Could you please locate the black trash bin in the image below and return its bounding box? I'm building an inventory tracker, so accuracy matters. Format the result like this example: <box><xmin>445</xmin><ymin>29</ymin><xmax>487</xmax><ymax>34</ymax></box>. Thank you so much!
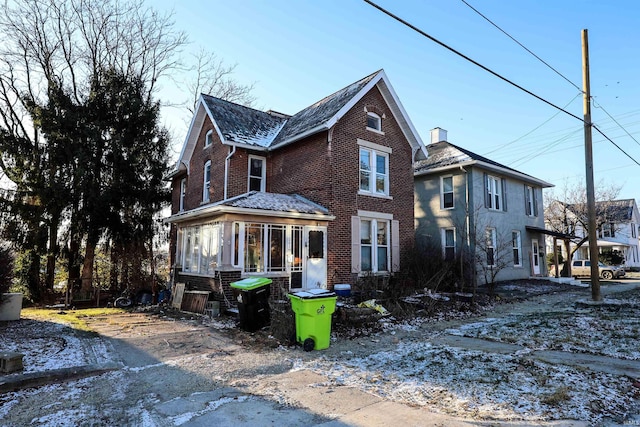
<box><xmin>230</xmin><ymin>277</ymin><xmax>272</xmax><ymax>332</ymax></box>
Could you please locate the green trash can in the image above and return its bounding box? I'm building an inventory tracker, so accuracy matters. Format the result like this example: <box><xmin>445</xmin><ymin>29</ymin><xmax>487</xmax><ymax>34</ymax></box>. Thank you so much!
<box><xmin>230</xmin><ymin>277</ymin><xmax>272</xmax><ymax>332</ymax></box>
<box><xmin>288</xmin><ymin>289</ymin><xmax>337</xmax><ymax>351</ymax></box>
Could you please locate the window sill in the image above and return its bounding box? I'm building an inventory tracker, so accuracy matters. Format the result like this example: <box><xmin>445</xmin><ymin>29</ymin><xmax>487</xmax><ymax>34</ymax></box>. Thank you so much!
<box><xmin>241</xmin><ymin>271</ymin><xmax>290</xmax><ymax>278</ymax></box>
<box><xmin>358</xmin><ymin>191</ymin><xmax>392</xmax><ymax>200</ymax></box>
<box><xmin>366</xmin><ymin>127</ymin><xmax>385</xmax><ymax>136</ymax></box>
<box><xmin>441</xmin><ymin>206</ymin><xmax>455</xmax><ymax>210</ymax></box>
<box><xmin>357</xmin><ymin>271</ymin><xmax>390</xmax><ymax>277</ymax></box>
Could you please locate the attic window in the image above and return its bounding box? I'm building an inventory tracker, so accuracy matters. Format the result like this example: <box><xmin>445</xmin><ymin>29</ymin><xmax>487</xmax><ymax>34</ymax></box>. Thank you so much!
<box><xmin>366</xmin><ymin>112</ymin><xmax>382</xmax><ymax>133</ymax></box>
<box><xmin>205</xmin><ymin>130</ymin><xmax>213</xmax><ymax>148</ymax></box>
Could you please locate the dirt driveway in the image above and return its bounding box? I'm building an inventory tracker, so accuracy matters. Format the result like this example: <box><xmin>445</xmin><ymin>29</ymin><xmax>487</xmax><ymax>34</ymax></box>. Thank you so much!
<box><xmin>2</xmin><ymin>280</ymin><xmax>640</xmax><ymax>426</ymax></box>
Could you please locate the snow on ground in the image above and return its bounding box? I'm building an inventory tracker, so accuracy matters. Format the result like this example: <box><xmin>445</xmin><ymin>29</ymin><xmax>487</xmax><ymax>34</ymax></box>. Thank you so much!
<box><xmin>2</xmin><ymin>282</ymin><xmax>640</xmax><ymax>425</ymax></box>
<box><xmin>0</xmin><ymin>319</ymin><xmax>99</xmax><ymax>372</ymax></box>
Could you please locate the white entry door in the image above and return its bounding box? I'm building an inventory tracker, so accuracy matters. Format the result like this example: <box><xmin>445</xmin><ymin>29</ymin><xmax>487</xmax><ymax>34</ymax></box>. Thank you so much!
<box><xmin>303</xmin><ymin>226</ymin><xmax>327</xmax><ymax>289</ymax></box>
<box><xmin>532</xmin><ymin>239</ymin><xmax>540</xmax><ymax>275</ymax></box>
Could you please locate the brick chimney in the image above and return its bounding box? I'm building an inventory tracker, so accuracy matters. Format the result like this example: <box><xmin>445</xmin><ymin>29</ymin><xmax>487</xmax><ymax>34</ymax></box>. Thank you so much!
<box><xmin>430</xmin><ymin>127</ymin><xmax>447</xmax><ymax>143</ymax></box>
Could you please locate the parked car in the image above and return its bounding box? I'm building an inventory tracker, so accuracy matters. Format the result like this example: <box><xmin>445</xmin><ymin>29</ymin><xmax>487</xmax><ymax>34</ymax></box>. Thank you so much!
<box><xmin>571</xmin><ymin>260</ymin><xmax>625</xmax><ymax>280</ymax></box>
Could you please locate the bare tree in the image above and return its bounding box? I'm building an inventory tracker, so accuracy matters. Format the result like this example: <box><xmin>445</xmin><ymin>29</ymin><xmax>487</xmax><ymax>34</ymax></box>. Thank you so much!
<box><xmin>182</xmin><ymin>48</ymin><xmax>256</xmax><ymax>114</ymax></box>
<box><xmin>544</xmin><ymin>179</ymin><xmax>623</xmax><ymax>262</ymax></box>
<box><xmin>0</xmin><ymin>0</ymin><xmax>185</xmax><ymax>299</ymax></box>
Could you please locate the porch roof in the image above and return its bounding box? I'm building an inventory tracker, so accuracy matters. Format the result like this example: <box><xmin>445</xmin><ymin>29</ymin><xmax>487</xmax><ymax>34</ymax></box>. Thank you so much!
<box><xmin>165</xmin><ymin>191</ymin><xmax>335</xmax><ymax>224</ymax></box>
<box><xmin>525</xmin><ymin>226</ymin><xmax>574</xmax><ymax>240</ymax></box>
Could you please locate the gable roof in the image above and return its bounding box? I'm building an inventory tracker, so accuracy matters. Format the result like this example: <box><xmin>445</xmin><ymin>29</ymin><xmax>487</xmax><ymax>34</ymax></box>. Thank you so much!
<box><xmin>165</xmin><ymin>191</ymin><xmax>335</xmax><ymax>224</ymax></box>
<box><xmin>168</xmin><ymin>70</ymin><xmax>426</xmax><ymax>178</ymax></box>
<box><xmin>414</xmin><ymin>140</ymin><xmax>553</xmax><ymax>188</ymax></box>
<box><xmin>563</xmin><ymin>199</ymin><xmax>638</xmax><ymax>222</ymax></box>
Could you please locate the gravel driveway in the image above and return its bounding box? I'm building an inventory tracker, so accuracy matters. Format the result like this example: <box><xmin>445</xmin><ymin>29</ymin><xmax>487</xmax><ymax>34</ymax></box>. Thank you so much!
<box><xmin>2</xmin><ymin>280</ymin><xmax>640</xmax><ymax>426</ymax></box>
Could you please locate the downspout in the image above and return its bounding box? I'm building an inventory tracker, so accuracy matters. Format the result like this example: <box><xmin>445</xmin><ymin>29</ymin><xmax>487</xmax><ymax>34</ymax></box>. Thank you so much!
<box><xmin>223</xmin><ymin>144</ymin><xmax>236</xmax><ymax>200</ymax></box>
<box><xmin>460</xmin><ymin>165</ymin><xmax>471</xmax><ymax>290</ymax></box>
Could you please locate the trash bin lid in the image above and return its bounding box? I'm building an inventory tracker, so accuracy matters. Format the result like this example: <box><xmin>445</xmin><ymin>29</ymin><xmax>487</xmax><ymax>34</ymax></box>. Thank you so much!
<box><xmin>230</xmin><ymin>277</ymin><xmax>273</xmax><ymax>290</ymax></box>
<box><xmin>289</xmin><ymin>289</ymin><xmax>336</xmax><ymax>299</ymax></box>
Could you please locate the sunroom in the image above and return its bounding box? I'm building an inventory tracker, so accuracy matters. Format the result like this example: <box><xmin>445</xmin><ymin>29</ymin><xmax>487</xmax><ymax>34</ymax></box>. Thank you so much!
<box><xmin>165</xmin><ymin>192</ymin><xmax>335</xmax><ymax>304</ymax></box>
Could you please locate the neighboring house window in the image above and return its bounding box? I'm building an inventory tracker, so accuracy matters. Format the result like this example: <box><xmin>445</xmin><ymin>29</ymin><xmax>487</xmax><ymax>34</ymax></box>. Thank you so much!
<box><xmin>485</xmin><ymin>174</ymin><xmax>505</xmax><ymax>211</ymax></box>
<box><xmin>360</xmin><ymin>219</ymin><xmax>389</xmax><ymax>272</ymax></box>
<box><xmin>441</xmin><ymin>176</ymin><xmax>454</xmax><ymax>209</ymax></box>
<box><xmin>366</xmin><ymin>112</ymin><xmax>382</xmax><ymax>133</ymax></box>
<box><xmin>442</xmin><ymin>227</ymin><xmax>455</xmax><ymax>260</ymax></box>
<box><xmin>205</xmin><ymin>130</ymin><xmax>213</xmax><ymax>148</ymax></box>
<box><xmin>203</xmin><ymin>160</ymin><xmax>211</xmax><ymax>202</ymax></box>
<box><xmin>359</xmin><ymin>147</ymin><xmax>389</xmax><ymax>196</ymax></box>
<box><xmin>525</xmin><ymin>185</ymin><xmax>538</xmax><ymax>216</ymax></box>
<box><xmin>512</xmin><ymin>231</ymin><xmax>522</xmax><ymax>266</ymax></box>
<box><xmin>179</xmin><ymin>178</ymin><xmax>186</xmax><ymax>212</ymax></box>
<box><xmin>181</xmin><ymin>223</ymin><xmax>221</xmax><ymax>274</ymax></box>
<box><xmin>486</xmin><ymin>228</ymin><xmax>497</xmax><ymax>266</ymax></box>
<box><xmin>600</xmin><ymin>223</ymin><xmax>615</xmax><ymax>238</ymax></box>
<box><xmin>632</xmin><ymin>223</ymin><xmax>637</xmax><ymax>238</ymax></box>
<box><xmin>248</xmin><ymin>155</ymin><xmax>266</xmax><ymax>192</ymax></box>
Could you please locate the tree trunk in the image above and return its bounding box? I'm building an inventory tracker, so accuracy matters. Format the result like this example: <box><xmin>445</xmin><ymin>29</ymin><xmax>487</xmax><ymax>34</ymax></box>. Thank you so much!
<box><xmin>44</xmin><ymin>213</ymin><xmax>59</xmax><ymax>290</ymax></box>
<box><xmin>81</xmin><ymin>240</ymin><xmax>96</xmax><ymax>293</ymax></box>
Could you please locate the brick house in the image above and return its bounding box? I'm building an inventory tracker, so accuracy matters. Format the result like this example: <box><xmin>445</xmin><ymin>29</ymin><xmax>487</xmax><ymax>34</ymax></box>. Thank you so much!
<box><xmin>165</xmin><ymin>70</ymin><xmax>427</xmax><ymax>306</ymax></box>
<box><xmin>414</xmin><ymin>128</ymin><xmax>553</xmax><ymax>284</ymax></box>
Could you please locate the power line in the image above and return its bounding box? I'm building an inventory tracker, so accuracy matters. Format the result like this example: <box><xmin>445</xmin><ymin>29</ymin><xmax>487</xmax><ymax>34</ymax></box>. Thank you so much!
<box><xmin>459</xmin><ymin>0</ymin><xmax>582</xmax><ymax>92</ymax></box>
<box><xmin>363</xmin><ymin>0</ymin><xmax>585</xmax><ymax>123</ymax></box>
<box><xmin>482</xmin><ymin>93</ymin><xmax>581</xmax><ymax>156</ymax></box>
<box><xmin>363</xmin><ymin>0</ymin><xmax>640</xmax><ymax>168</ymax></box>
<box><xmin>592</xmin><ymin>99</ymin><xmax>640</xmax><ymax>148</ymax></box>
<box><xmin>593</xmin><ymin>125</ymin><xmax>640</xmax><ymax>166</ymax></box>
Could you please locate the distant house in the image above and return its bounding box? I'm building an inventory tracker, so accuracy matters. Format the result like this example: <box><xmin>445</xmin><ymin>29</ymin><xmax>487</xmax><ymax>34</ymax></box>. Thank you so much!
<box><xmin>547</xmin><ymin>199</ymin><xmax>640</xmax><ymax>269</ymax></box>
<box><xmin>165</xmin><ymin>70</ymin><xmax>427</xmax><ymax>307</ymax></box>
<box><xmin>414</xmin><ymin>129</ymin><xmax>553</xmax><ymax>283</ymax></box>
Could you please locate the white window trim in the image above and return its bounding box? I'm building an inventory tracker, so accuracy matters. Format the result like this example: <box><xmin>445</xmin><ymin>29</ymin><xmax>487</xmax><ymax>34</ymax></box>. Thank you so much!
<box><xmin>357</xmin><ymin>138</ymin><xmax>392</xmax><ymax>154</ymax></box>
<box><xmin>440</xmin><ymin>175</ymin><xmax>454</xmax><ymax>210</ymax></box>
<box><xmin>512</xmin><ymin>230</ymin><xmax>522</xmax><ymax>267</ymax></box>
<box><xmin>204</xmin><ymin>129</ymin><xmax>213</xmax><ymax>148</ymax></box>
<box><xmin>525</xmin><ymin>185</ymin><xmax>535</xmax><ymax>217</ymax></box>
<box><xmin>486</xmin><ymin>227</ymin><xmax>497</xmax><ymax>267</ymax></box>
<box><xmin>247</xmin><ymin>155</ymin><xmax>266</xmax><ymax>192</ymax></box>
<box><xmin>202</xmin><ymin>160</ymin><xmax>211</xmax><ymax>203</ymax></box>
<box><xmin>232</xmin><ymin>221</ymin><xmax>303</xmax><ymax>276</ymax></box>
<box><xmin>179</xmin><ymin>178</ymin><xmax>186</xmax><ymax>212</ymax></box>
<box><xmin>487</xmin><ymin>175</ymin><xmax>502</xmax><ymax>211</ymax></box>
<box><xmin>441</xmin><ymin>227</ymin><xmax>456</xmax><ymax>260</ymax></box>
<box><xmin>180</xmin><ymin>223</ymin><xmax>221</xmax><ymax>275</ymax></box>
<box><xmin>358</xmin><ymin>145</ymin><xmax>390</xmax><ymax>198</ymax></box>
<box><xmin>366</xmin><ymin>112</ymin><xmax>384</xmax><ymax>135</ymax></box>
<box><xmin>359</xmin><ymin>217</ymin><xmax>390</xmax><ymax>274</ymax></box>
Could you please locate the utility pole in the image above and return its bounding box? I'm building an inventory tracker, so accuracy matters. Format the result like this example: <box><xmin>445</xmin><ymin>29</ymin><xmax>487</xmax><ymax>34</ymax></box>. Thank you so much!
<box><xmin>582</xmin><ymin>29</ymin><xmax>602</xmax><ymax>301</ymax></box>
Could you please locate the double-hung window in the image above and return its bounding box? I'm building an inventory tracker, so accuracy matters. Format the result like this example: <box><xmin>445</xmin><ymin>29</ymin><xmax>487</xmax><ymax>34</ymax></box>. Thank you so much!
<box><xmin>512</xmin><ymin>231</ymin><xmax>521</xmax><ymax>266</ymax></box>
<box><xmin>248</xmin><ymin>156</ymin><xmax>266</xmax><ymax>192</ymax></box>
<box><xmin>359</xmin><ymin>142</ymin><xmax>390</xmax><ymax>196</ymax></box>
<box><xmin>525</xmin><ymin>185</ymin><xmax>537</xmax><ymax>216</ymax></box>
<box><xmin>442</xmin><ymin>228</ymin><xmax>455</xmax><ymax>260</ymax></box>
<box><xmin>179</xmin><ymin>178</ymin><xmax>186</xmax><ymax>212</ymax></box>
<box><xmin>360</xmin><ymin>219</ymin><xmax>389</xmax><ymax>272</ymax></box>
<box><xmin>441</xmin><ymin>176</ymin><xmax>454</xmax><ymax>209</ymax></box>
<box><xmin>486</xmin><ymin>175</ymin><xmax>503</xmax><ymax>211</ymax></box>
<box><xmin>203</xmin><ymin>160</ymin><xmax>211</xmax><ymax>203</ymax></box>
<box><xmin>486</xmin><ymin>228</ymin><xmax>497</xmax><ymax>267</ymax></box>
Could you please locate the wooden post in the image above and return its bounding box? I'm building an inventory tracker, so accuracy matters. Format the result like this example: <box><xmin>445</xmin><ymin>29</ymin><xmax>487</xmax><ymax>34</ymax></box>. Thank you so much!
<box><xmin>582</xmin><ymin>29</ymin><xmax>602</xmax><ymax>301</ymax></box>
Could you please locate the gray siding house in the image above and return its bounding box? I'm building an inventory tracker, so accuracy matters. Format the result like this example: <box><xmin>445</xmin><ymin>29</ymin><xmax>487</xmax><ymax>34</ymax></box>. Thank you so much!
<box><xmin>414</xmin><ymin>129</ymin><xmax>553</xmax><ymax>283</ymax></box>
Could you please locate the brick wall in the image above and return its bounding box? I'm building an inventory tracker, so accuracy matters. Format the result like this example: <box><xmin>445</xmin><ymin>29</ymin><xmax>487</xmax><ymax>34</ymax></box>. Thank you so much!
<box><xmin>269</xmin><ymin>86</ymin><xmax>416</xmax><ymax>286</ymax></box>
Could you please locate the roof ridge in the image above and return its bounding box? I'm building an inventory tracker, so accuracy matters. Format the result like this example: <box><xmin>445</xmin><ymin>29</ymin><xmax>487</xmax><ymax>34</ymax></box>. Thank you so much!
<box><xmin>200</xmin><ymin>93</ymin><xmax>276</xmax><ymax>117</ymax></box>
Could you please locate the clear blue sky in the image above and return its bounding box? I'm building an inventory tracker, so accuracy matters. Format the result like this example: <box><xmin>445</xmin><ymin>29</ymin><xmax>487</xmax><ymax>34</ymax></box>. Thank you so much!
<box><xmin>157</xmin><ymin>0</ymin><xmax>640</xmax><ymax>201</ymax></box>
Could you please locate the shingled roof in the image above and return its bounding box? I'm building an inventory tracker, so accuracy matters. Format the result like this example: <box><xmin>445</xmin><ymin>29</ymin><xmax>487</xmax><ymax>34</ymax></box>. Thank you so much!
<box><xmin>201</xmin><ymin>95</ymin><xmax>286</xmax><ymax>148</ymax></box>
<box><xmin>165</xmin><ymin>191</ymin><xmax>333</xmax><ymax>224</ymax></box>
<box><xmin>414</xmin><ymin>140</ymin><xmax>552</xmax><ymax>187</ymax></box>
<box><xmin>168</xmin><ymin>69</ymin><xmax>426</xmax><ymax>179</ymax></box>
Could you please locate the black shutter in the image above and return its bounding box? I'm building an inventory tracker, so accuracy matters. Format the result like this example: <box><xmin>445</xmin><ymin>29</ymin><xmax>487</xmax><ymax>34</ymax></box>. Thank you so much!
<box><xmin>502</xmin><ymin>178</ymin><xmax>508</xmax><ymax>212</ymax></box>
<box><xmin>533</xmin><ymin>187</ymin><xmax>538</xmax><ymax>217</ymax></box>
<box><xmin>484</xmin><ymin>173</ymin><xmax>489</xmax><ymax>208</ymax></box>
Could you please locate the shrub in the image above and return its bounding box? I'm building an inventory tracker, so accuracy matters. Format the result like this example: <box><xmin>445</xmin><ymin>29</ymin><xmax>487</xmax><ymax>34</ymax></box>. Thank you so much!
<box><xmin>0</xmin><ymin>245</ymin><xmax>15</xmax><ymax>303</ymax></box>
